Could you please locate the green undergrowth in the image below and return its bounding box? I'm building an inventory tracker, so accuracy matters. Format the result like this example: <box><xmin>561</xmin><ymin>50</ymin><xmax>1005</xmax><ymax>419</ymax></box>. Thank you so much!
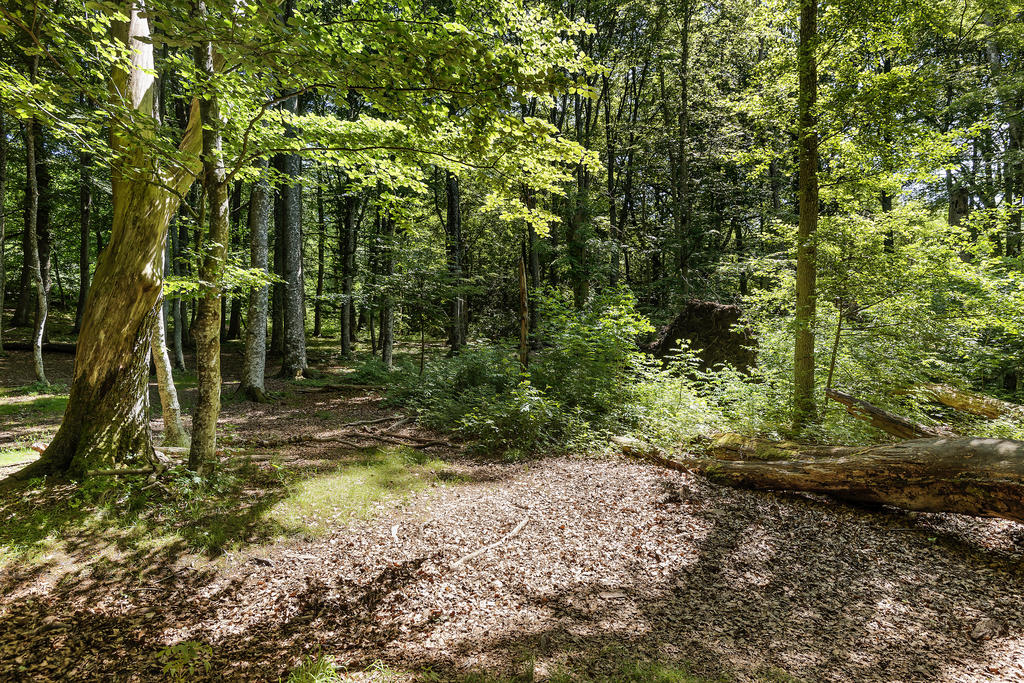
<box><xmin>0</xmin><ymin>445</ymin><xmax>452</xmax><ymax>571</ymax></box>
<box><xmin>286</xmin><ymin>653</ymin><xmax>723</xmax><ymax>683</ymax></box>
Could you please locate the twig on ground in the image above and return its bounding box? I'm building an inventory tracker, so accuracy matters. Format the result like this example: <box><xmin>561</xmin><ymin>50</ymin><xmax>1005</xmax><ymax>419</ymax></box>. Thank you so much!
<box><xmin>453</xmin><ymin>517</ymin><xmax>529</xmax><ymax>567</ymax></box>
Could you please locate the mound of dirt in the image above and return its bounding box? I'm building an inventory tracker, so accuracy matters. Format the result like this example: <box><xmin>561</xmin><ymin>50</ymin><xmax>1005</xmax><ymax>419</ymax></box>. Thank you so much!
<box><xmin>649</xmin><ymin>300</ymin><xmax>755</xmax><ymax>371</ymax></box>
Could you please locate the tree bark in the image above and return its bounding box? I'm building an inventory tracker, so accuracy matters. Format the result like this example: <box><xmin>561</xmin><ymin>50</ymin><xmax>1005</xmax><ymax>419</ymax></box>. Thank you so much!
<box><xmin>0</xmin><ymin>107</ymin><xmax>6</xmax><ymax>353</ymax></box>
<box><xmin>225</xmin><ymin>180</ymin><xmax>243</xmax><ymax>340</ymax></box>
<box><xmin>278</xmin><ymin>92</ymin><xmax>308</xmax><ymax>379</ymax></box>
<box><xmin>8</xmin><ymin>6</ymin><xmax>202</xmax><ymax>482</ymax></box>
<box><xmin>445</xmin><ymin>171</ymin><xmax>465</xmax><ymax>353</ymax></box>
<box><xmin>339</xmin><ymin>190</ymin><xmax>358</xmax><ymax>358</ymax></box>
<box><xmin>689</xmin><ymin>436</ymin><xmax>1024</xmax><ymax>523</ymax></box>
<box><xmin>912</xmin><ymin>383</ymin><xmax>1024</xmax><ymax>420</ymax></box>
<box><xmin>151</xmin><ymin>293</ymin><xmax>188</xmax><ymax>447</ymax></box>
<box><xmin>793</xmin><ymin>0</ymin><xmax>819</xmax><ymax>430</ymax></box>
<box><xmin>826</xmin><ymin>389</ymin><xmax>948</xmax><ymax>439</ymax></box>
<box><xmin>74</xmin><ymin>148</ymin><xmax>92</xmax><ymax>333</ymax></box>
<box><xmin>23</xmin><ymin>62</ymin><xmax>47</xmax><ymax>385</ymax></box>
<box><xmin>241</xmin><ymin>158</ymin><xmax>272</xmax><ymax>402</ymax></box>
<box><xmin>313</xmin><ymin>172</ymin><xmax>325</xmax><ymax>337</ymax></box>
<box><xmin>189</xmin><ymin>8</ymin><xmax>230</xmax><ymax>472</ymax></box>
<box><xmin>380</xmin><ymin>208</ymin><xmax>394</xmax><ymax>371</ymax></box>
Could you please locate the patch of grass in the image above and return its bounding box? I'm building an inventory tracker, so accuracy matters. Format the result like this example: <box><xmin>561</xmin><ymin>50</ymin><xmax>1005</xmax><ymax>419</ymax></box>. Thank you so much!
<box><xmin>0</xmin><ymin>445</ymin><xmax>453</xmax><ymax>569</ymax></box>
<box><xmin>283</xmin><ymin>654</ymin><xmax>717</xmax><ymax>683</ymax></box>
<box><xmin>267</xmin><ymin>446</ymin><xmax>447</xmax><ymax>536</ymax></box>
<box><xmin>0</xmin><ymin>394</ymin><xmax>68</xmax><ymax>416</ymax></box>
<box><xmin>1</xmin><ymin>381</ymin><xmax>70</xmax><ymax>397</ymax></box>
<box><xmin>0</xmin><ymin>448</ymin><xmax>36</xmax><ymax>467</ymax></box>
<box><xmin>287</xmin><ymin>655</ymin><xmax>344</xmax><ymax>683</ymax></box>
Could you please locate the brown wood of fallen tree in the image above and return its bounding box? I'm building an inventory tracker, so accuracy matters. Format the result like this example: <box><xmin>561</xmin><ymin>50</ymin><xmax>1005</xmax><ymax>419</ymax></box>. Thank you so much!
<box><xmin>2</xmin><ymin>341</ymin><xmax>77</xmax><ymax>354</ymax></box>
<box><xmin>825</xmin><ymin>389</ymin><xmax>951</xmax><ymax>439</ymax></box>
<box><xmin>911</xmin><ymin>383</ymin><xmax>1024</xmax><ymax>421</ymax></box>
<box><xmin>613</xmin><ymin>434</ymin><xmax>1024</xmax><ymax>523</ymax></box>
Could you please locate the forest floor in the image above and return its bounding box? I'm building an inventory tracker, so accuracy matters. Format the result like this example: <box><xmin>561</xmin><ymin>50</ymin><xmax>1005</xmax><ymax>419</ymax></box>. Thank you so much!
<box><xmin>2</xmin><ymin>342</ymin><xmax>1024</xmax><ymax>682</ymax></box>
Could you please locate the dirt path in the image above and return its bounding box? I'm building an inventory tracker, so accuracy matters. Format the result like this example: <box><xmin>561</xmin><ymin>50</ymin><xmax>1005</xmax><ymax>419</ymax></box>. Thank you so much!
<box><xmin>2</xmin><ymin>352</ymin><xmax>1024</xmax><ymax>681</ymax></box>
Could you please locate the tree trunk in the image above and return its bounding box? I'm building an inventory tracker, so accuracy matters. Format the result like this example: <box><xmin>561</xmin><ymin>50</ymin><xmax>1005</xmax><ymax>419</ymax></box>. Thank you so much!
<box><xmin>170</xmin><ymin>211</ymin><xmax>187</xmax><ymax>369</ymax></box>
<box><xmin>793</xmin><ymin>0</ymin><xmax>819</xmax><ymax>430</ymax></box>
<box><xmin>0</xmin><ymin>107</ymin><xmax>6</xmax><ymax>353</ymax></box>
<box><xmin>445</xmin><ymin>171</ymin><xmax>465</xmax><ymax>353</ymax></box>
<box><xmin>519</xmin><ymin>246</ymin><xmax>529</xmax><ymax>368</ymax></box>
<box><xmin>826</xmin><ymin>389</ymin><xmax>949</xmax><ymax>439</ymax></box>
<box><xmin>912</xmin><ymin>383</ymin><xmax>1024</xmax><ymax>421</ymax></box>
<box><xmin>339</xmin><ymin>191</ymin><xmax>358</xmax><ymax>358</ymax></box>
<box><xmin>616</xmin><ymin>434</ymin><xmax>1024</xmax><ymax>523</ymax></box>
<box><xmin>380</xmin><ymin>209</ymin><xmax>394</xmax><ymax>371</ymax></box>
<box><xmin>241</xmin><ymin>159</ymin><xmax>271</xmax><ymax>402</ymax></box>
<box><xmin>225</xmin><ymin>180</ymin><xmax>243</xmax><ymax>340</ymax></box>
<box><xmin>7</xmin><ymin>6</ymin><xmax>202</xmax><ymax>482</ymax></box>
<box><xmin>278</xmin><ymin>92</ymin><xmax>308</xmax><ymax>379</ymax></box>
<box><xmin>689</xmin><ymin>436</ymin><xmax>1024</xmax><ymax>523</ymax></box>
<box><xmin>151</xmin><ymin>294</ymin><xmax>188</xmax><ymax>447</ymax></box>
<box><xmin>313</xmin><ymin>173</ymin><xmax>325</xmax><ymax>337</ymax></box>
<box><xmin>23</xmin><ymin>67</ymin><xmax>47</xmax><ymax>385</ymax></box>
<box><xmin>35</xmin><ymin>122</ymin><xmax>52</xmax><ymax>344</ymax></box>
<box><xmin>74</xmin><ymin>149</ymin><xmax>92</xmax><ymax>333</ymax></box>
<box><xmin>271</xmin><ymin>183</ymin><xmax>285</xmax><ymax>355</ymax></box>
<box><xmin>188</xmin><ymin>10</ymin><xmax>230</xmax><ymax>472</ymax></box>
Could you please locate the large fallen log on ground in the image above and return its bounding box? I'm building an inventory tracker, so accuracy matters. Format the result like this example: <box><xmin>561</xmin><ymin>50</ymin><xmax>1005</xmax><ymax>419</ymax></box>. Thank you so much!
<box><xmin>615</xmin><ymin>435</ymin><xmax>1024</xmax><ymax>523</ymax></box>
<box><xmin>826</xmin><ymin>389</ymin><xmax>951</xmax><ymax>438</ymax></box>
<box><xmin>911</xmin><ymin>383</ymin><xmax>1024</xmax><ymax>420</ymax></box>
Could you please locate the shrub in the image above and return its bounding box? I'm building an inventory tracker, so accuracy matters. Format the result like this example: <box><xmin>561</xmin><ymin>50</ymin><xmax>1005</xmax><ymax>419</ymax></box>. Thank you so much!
<box><xmin>388</xmin><ymin>287</ymin><xmax>724</xmax><ymax>453</ymax></box>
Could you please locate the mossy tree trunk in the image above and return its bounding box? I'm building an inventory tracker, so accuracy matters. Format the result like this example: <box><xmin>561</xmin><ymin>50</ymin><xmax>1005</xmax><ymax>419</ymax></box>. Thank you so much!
<box><xmin>792</xmin><ymin>0</ymin><xmax>819</xmax><ymax>431</ymax></box>
<box><xmin>188</xmin><ymin>7</ymin><xmax>230</xmax><ymax>471</ymax></box>
<box><xmin>8</xmin><ymin>6</ymin><xmax>202</xmax><ymax>481</ymax></box>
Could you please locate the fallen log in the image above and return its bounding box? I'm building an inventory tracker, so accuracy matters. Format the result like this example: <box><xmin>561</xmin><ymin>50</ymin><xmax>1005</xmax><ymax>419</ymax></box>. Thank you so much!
<box><xmin>1</xmin><ymin>341</ymin><xmax>77</xmax><ymax>354</ymax></box>
<box><xmin>826</xmin><ymin>389</ymin><xmax>951</xmax><ymax>439</ymax></box>
<box><xmin>911</xmin><ymin>383</ymin><xmax>1024</xmax><ymax>421</ymax></box>
<box><xmin>614</xmin><ymin>434</ymin><xmax>1024</xmax><ymax>523</ymax></box>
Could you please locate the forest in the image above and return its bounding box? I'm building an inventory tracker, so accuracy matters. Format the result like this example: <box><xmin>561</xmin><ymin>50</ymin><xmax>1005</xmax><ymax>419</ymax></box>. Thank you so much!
<box><xmin>0</xmin><ymin>0</ymin><xmax>1022</xmax><ymax>680</ymax></box>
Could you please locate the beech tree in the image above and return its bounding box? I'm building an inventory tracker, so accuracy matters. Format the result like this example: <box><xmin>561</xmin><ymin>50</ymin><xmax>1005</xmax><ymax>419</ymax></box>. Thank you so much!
<box><xmin>1</xmin><ymin>0</ymin><xmax>595</xmax><ymax>478</ymax></box>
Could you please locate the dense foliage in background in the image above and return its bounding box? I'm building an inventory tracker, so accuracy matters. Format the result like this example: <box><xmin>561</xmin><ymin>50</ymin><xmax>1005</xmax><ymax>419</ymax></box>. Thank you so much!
<box><xmin>0</xmin><ymin>0</ymin><xmax>1022</xmax><ymax>458</ymax></box>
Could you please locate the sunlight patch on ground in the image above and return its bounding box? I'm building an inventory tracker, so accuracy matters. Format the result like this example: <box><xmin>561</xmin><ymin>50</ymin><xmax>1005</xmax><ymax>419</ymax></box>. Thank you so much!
<box><xmin>0</xmin><ymin>447</ymin><xmax>36</xmax><ymax>467</ymax></box>
<box><xmin>267</xmin><ymin>446</ymin><xmax>449</xmax><ymax>536</ymax></box>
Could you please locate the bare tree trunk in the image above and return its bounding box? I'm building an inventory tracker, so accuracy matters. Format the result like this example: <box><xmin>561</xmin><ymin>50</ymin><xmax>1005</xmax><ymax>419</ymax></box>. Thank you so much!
<box><xmin>241</xmin><ymin>159</ymin><xmax>271</xmax><ymax>402</ymax></box>
<box><xmin>793</xmin><ymin>0</ymin><xmax>819</xmax><ymax>430</ymax></box>
<box><xmin>74</xmin><ymin>148</ymin><xmax>92</xmax><ymax>333</ymax></box>
<box><xmin>271</xmin><ymin>185</ymin><xmax>284</xmax><ymax>355</ymax></box>
<box><xmin>339</xmin><ymin>191</ymin><xmax>358</xmax><ymax>358</ymax></box>
<box><xmin>170</xmin><ymin>213</ymin><xmax>186</xmax><ymax>370</ymax></box>
<box><xmin>225</xmin><ymin>180</ymin><xmax>243</xmax><ymax>340</ymax></box>
<box><xmin>0</xmin><ymin>107</ymin><xmax>6</xmax><ymax>353</ymax></box>
<box><xmin>24</xmin><ymin>61</ymin><xmax>47</xmax><ymax>385</ymax></box>
<box><xmin>151</xmin><ymin>294</ymin><xmax>188</xmax><ymax>447</ymax></box>
<box><xmin>380</xmin><ymin>209</ymin><xmax>394</xmax><ymax>371</ymax></box>
<box><xmin>519</xmin><ymin>246</ymin><xmax>529</xmax><ymax>368</ymax></box>
<box><xmin>278</xmin><ymin>93</ymin><xmax>308</xmax><ymax>379</ymax></box>
<box><xmin>445</xmin><ymin>171</ymin><xmax>465</xmax><ymax>353</ymax></box>
<box><xmin>8</xmin><ymin>7</ymin><xmax>202</xmax><ymax>482</ymax></box>
<box><xmin>313</xmin><ymin>173</ymin><xmax>325</xmax><ymax>337</ymax></box>
<box><xmin>188</xmin><ymin>8</ymin><xmax>230</xmax><ymax>472</ymax></box>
